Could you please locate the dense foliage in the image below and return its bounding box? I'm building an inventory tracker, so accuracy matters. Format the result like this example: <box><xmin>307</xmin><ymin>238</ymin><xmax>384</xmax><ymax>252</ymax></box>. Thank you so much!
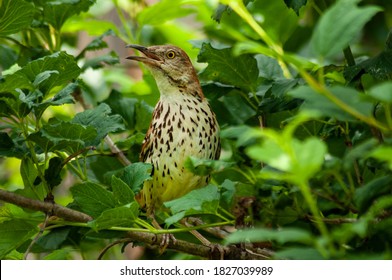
<box><xmin>1</xmin><ymin>0</ymin><xmax>392</xmax><ymax>260</ymax></box>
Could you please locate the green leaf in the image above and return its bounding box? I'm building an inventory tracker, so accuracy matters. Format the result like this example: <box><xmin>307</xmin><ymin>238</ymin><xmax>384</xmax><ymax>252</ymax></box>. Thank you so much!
<box><xmin>185</xmin><ymin>157</ymin><xmax>234</xmax><ymax>176</ymax></box>
<box><xmin>34</xmin><ymin>227</ymin><xmax>71</xmax><ymax>252</ymax></box>
<box><xmin>219</xmin><ymin>90</ymin><xmax>256</xmax><ymax>124</ymax></box>
<box><xmin>198</xmin><ymin>43</ymin><xmax>259</xmax><ymax>92</ymax></box>
<box><xmin>72</xmin><ymin>103</ymin><xmax>124</xmax><ymax>146</ymax></box>
<box><xmin>247</xmin><ymin>138</ymin><xmax>291</xmax><ymax>172</ymax></box>
<box><xmin>221</xmin><ymin>179</ymin><xmax>236</xmax><ymax>207</ymax></box>
<box><xmin>44</xmin><ymin>247</ymin><xmax>74</xmax><ymax>260</ymax></box>
<box><xmin>354</xmin><ymin>176</ymin><xmax>392</xmax><ymax>213</ymax></box>
<box><xmin>288</xmin><ymin>85</ymin><xmax>373</xmax><ymax>121</ymax></box>
<box><xmin>345</xmin><ymin>50</ymin><xmax>392</xmax><ymax>81</ymax></box>
<box><xmin>292</xmin><ymin>137</ymin><xmax>327</xmax><ymax>180</ymax></box>
<box><xmin>82</xmin><ymin>51</ymin><xmax>119</xmax><ymax>70</ymax></box>
<box><xmin>256</xmin><ymin>54</ymin><xmax>284</xmax><ymax>80</ymax></box>
<box><xmin>0</xmin><ymin>132</ymin><xmax>24</xmax><ymax>158</ymax></box>
<box><xmin>283</xmin><ymin>0</ymin><xmax>307</xmax><ymax>15</ymax></box>
<box><xmin>0</xmin><ymin>52</ymin><xmax>80</xmax><ymax>96</ymax></box>
<box><xmin>137</xmin><ymin>0</ymin><xmax>194</xmax><ymax>26</ymax></box>
<box><xmin>368</xmin><ymin>82</ymin><xmax>392</xmax><ymax>103</ymax></box>
<box><xmin>0</xmin><ymin>45</ymin><xmax>17</xmax><ymax>69</ymax></box>
<box><xmin>117</xmin><ymin>163</ymin><xmax>152</xmax><ymax>194</ymax></box>
<box><xmin>343</xmin><ymin>139</ymin><xmax>378</xmax><ymax>170</ymax></box>
<box><xmin>135</xmin><ymin>100</ymin><xmax>154</xmax><ymax>132</ymax></box>
<box><xmin>70</xmin><ymin>182</ymin><xmax>116</xmax><ymax>218</ymax></box>
<box><xmin>43</xmin><ymin>0</ymin><xmax>96</xmax><ymax>30</ymax></box>
<box><xmin>28</xmin><ymin>121</ymin><xmax>97</xmax><ymax>153</ymax></box>
<box><xmin>225</xmin><ymin>227</ymin><xmax>313</xmax><ymax>245</ymax></box>
<box><xmin>164</xmin><ymin>185</ymin><xmax>220</xmax><ymax>225</ymax></box>
<box><xmin>20</xmin><ymin>157</ymin><xmax>44</xmax><ymax>199</ymax></box>
<box><xmin>249</xmin><ymin>0</ymin><xmax>299</xmax><ymax>43</ymax></box>
<box><xmin>369</xmin><ymin>146</ymin><xmax>392</xmax><ymax>170</ymax></box>
<box><xmin>34</xmin><ymin>82</ymin><xmax>76</xmax><ymax>119</ymax></box>
<box><xmin>79</xmin><ymin>30</ymin><xmax>114</xmax><ymax>54</ymax></box>
<box><xmin>275</xmin><ymin>247</ymin><xmax>323</xmax><ymax>260</ymax></box>
<box><xmin>102</xmin><ymin>90</ymin><xmax>138</xmax><ymax>130</ymax></box>
<box><xmin>311</xmin><ymin>0</ymin><xmax>381</xmax><ymax>58</ymax></box>
<box><xmin>0</xmin><ymin>0</ymin><xmax>34</xmax><ymax>36</ymax></box>
<box><xmin>0</xmin><ymin>220</ymin><xmax>38</xmax><ymax>258</ymax></box>
<box><xmin>89</xmin><ymin>203</ymin><xmax>139</xmax><ymax>231</ymax></box>
<box><xmin>111</xmin><ymin>175</ymin><xmax>135</xmax><ymax>205</ymax></box>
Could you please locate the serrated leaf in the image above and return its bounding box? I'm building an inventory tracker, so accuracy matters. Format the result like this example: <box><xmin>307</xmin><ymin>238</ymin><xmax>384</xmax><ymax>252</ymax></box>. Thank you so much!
<box><xmin>0</xmin><ymin>132</ymin><xmax>24</xmax><ymax>158</ymax></box>
<box><xmin>288</xmin><ymin>85</ymin><xmax>373</xmax><ymax>121</ymax></box>
<box><xmin>33</xmin><ymin>70</ymin><xmax>59</xmax><ymax>87</ymax></box>
<box><xmin>283</xmin><ymin>0</ymin><xmax>307</xmax><ymax>15</ymax></box>
<box><xmin>43</xmin><ymin>0</ymin><xmax>96</xmax><ymax>30</ymax></box>
<box><xmin>198</xmin><ymin>43</ymin><xmax>259</xmax><ymax>92</ymax></box>
<box><xmin>0</xmin><ymin>0</ymin><xmax>34</xmax><ymax>36</ymax></box>
<box><xmin>70</xmin><ymin>182</ymin><xmax>116</xmax><ymax>218</ymax></box>
<box><xmin>164</xmin><ymin>185</ymin><xmax>220</xmax><ymax>225</ymax></box>
<box><xmin>0</xmin><ymin>220</ymin><xmax>38</xmax><ymax>258</ymax></box>
<box><xmin>72</xmin><ymin>103</ymin><xmax>124</xmax><ymax>146</ymax></box>
<box><xmin>221</xmin><ymin>179</ymin><xmax>236</xmax><ymax>207</ymax></box>
<box><xmin>185</xmin><ymin>157</ymin><xmax>234</xmax><ymax>176</ymax></box>
<box><xmin>311</xmin><ymin>0</ymin><xmax>381</xmax><ymax>58</ymax></box>
<box><xmin>34</xmin><ymin>227</ymin><xmax>71</xmax><ymax>252</ymax></box>
<box><xmin>34</xmin><ymin>82</ymin><xmax>76</xmax><ymax>119</ymax></box>
<box><xmin>111</xmin><ymin>175</ymin><xmax>135</xmax><ymax>205</ymax></box>
<box><xmin>82</xmin><ymin>51</ymin><xmax>119</xmax><ymax>70</ymax></box>
<box><xmin>20</xmin><ymin>157</ymin><xmax>45</xmax><ymax>199</ymax></box>
<box><xmin>22</xmin><ymin>52</ymin><xmax>81</xmax><ymax>95</ymax></box>
<box><xmin>102</xmin><ymin>90</ymin><xmax>138</xmax><ymax>130</ymax></box>
<box><xmin>345</xmin><ymin>50</ymin><xmax>392</xmax><ymax>81</ymax></box>
<box><xmin>256</xmin><ymin>54</ymin><xmax>284</xmax><ymax>80</ymax></box>
<box><xmin>219</xmin><ymin>90</ymin><xmax>256</xmax><ymax>124</ymax></box>
<box><xmin>80</xmin><ymin>30</ymin><xmax>114</xmax><ymax>53</ymax></box>
<box><xmin>28</xmin><ymin>121</ymin><xmax>97</xmax><ymax>153</ymax></box>
<box><xmin>117</xmin><ymin>163</ymin><xmax>152</xmax><ymax>194</ymax></box>
<box><xmin>0</xmin><ymin>52</ymin><xmax>80</xmax><ymax>96</ymax></box>
<box><xmin>225</xmin><ymin>227</ymin><xmax>313</xmax><ymax>245</ymax></box>
<box><xmin>89</xmin><ymin>203</ymin><xmax>139</xmax><ymax>231</ymax></box>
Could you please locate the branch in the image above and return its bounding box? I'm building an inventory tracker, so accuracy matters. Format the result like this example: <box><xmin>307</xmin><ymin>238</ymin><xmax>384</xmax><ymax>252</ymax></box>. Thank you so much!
<box><xmin>0</xmin><ymin>189</ymin><xmax>272</xmax><ymax>259</ymax></box>
<box><xmin>0</xmin><ymin>189</ymin><xmax>93</xmax><ymax>222</ymax></box>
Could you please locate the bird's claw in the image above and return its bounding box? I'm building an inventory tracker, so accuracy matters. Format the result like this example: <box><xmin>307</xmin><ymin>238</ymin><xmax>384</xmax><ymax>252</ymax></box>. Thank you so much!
<box><xmin>157</xmin><ymin>233</ymin><xmax>176</xmax><ymax>254</ymax></box>
<box><xmin>209</xmin><ymin>243</ymin><xmax>225</xmax><ymax>260</ymax></box>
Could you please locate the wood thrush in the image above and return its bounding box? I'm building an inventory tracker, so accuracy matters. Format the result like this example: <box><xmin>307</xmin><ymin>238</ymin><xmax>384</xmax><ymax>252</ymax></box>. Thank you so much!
<box><xmin>126</xmin><ymin>44</ymin><xmax>221</xmax><ymax>220</ymax></box>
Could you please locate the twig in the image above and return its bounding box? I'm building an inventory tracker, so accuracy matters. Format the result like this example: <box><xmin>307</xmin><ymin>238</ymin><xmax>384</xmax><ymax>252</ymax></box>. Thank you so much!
<box><xmin>0</xmin><ymin>189</ymin><xmax>271</xmax><ymax>259</ymax></box>
<box><xmin>0</xmin><ymin>189</ymin><xmax>93</xmax><ymax>222</ymax></box>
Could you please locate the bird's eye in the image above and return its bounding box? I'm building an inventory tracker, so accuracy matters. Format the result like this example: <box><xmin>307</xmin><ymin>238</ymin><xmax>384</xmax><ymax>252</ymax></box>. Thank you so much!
<box><xmin>166</xmin><ymin>51</ymin><xmax>176</xmax><ymax>59</ymax></box>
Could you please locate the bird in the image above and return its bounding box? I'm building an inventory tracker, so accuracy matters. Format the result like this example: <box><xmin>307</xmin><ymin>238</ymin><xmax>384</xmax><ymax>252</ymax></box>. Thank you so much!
<box><xmin>126</xmin><ymin>44</ymin><xmax>221</xmax><ymax>231</ymax></box>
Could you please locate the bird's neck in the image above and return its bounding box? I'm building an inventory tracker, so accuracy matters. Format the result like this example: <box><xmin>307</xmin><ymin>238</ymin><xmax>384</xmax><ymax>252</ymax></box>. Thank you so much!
<box><xmin>153</xmin><ymin>72</ymin><xmax>204</xmax><ymax>101</ymax></box>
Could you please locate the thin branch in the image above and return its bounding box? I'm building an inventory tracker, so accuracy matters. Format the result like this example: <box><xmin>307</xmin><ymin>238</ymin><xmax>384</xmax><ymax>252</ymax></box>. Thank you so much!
<box><xmin>0</xmin><ymin>189</ymin><xmax>93</xmax><ymax>222</ymax></box>
<box><xmin>0</xmin><ymin>189</ymin><xmax>272</xmax><ymax>259</ymax></box>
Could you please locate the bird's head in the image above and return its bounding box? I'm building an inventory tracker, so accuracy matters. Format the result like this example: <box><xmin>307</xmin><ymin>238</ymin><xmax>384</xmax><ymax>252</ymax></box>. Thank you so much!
<box><xmin>126</xmin><ymin>44</ymin><xmax>200</xmax><ymax>89</ymax></box>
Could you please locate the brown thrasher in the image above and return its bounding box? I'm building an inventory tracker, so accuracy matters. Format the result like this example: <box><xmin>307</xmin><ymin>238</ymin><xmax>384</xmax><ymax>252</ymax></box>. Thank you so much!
<box><xmin>126</xmin><ymin>44</ymin><xmax>220</xmax><ymax>224</ymax></box>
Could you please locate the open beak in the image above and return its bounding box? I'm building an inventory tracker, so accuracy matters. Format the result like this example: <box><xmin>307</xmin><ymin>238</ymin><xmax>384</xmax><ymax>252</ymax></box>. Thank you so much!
<box><xmin>126</xmin><ymin>44</ymin><xmax>161</xmax><ymax>66</ymax></box>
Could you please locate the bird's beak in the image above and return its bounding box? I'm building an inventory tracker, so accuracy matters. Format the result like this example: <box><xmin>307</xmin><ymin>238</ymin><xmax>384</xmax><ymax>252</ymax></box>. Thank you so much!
<box><xmin>126</xmin><ymin>44</ymin><xmax>162</xmax><ymax>66</ymax></box>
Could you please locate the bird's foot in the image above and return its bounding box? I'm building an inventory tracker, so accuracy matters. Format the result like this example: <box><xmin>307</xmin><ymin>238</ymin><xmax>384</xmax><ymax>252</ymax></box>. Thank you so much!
<box><xmin>154</xmin><ymin>233</ymin><xmax>176</xmax><ymax>254</ymax></box>
<box><xmin>208</xmin><ymin>243</ymin><xmax>225</xmax><ymax>260</ymax></box>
